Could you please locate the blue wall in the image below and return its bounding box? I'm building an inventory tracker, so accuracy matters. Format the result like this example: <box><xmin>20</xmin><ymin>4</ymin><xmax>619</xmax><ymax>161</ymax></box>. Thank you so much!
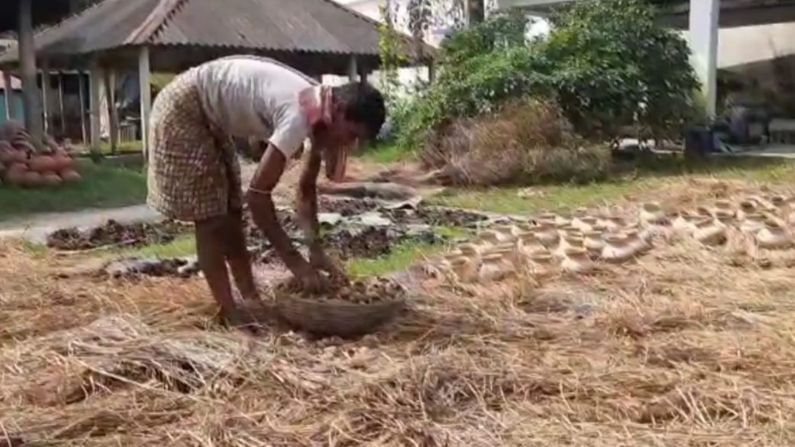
<box><xmin>0</xmin><ymin>91</ymin><xmax>24</xmax><ymax>124</ymax></box>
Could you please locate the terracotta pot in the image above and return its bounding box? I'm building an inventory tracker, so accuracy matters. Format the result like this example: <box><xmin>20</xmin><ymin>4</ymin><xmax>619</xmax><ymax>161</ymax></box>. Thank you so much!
<box><xmin>573</xmin><ymin>216</ymin><xmax>598</xmax><ymax>233</ymax></box>
<box><xmin>450</xmin><ymin>256</ymin><xmax>479</xmax><ymax>283</ymax></box>
<box><xmin>712</xmin><ymin>199</ymin><xmax>734</xmax><ymax>216</ymax></box>
<box><xmin>478</xmin><ymin>253</ymin><xmax>511</xmax><ymax>283</ymax></box>
<box><xmin>583</xmin><ymin>231</ymin><xmax>605</xmax><ymax>252</ymax></box>
<box><xmin>10</xmin><ymin>149</ymin><xmax>28</xmax><ymax>163</ymax></box>
<box><xmin>737</xmin><ymin>200</ymin><xmax>756</xmax><ymax>221</ymax></box>
<box><xmin>60</xmin><ymin>169</ymin><xmax>82</xmax><ymax>183</ymax></box>
<box><xmin>756</xmin><ymin>222</ymin><xmax>793</xmax><ymax>250</ymax></box>
<box><xmin>41</xmin><ymin>173</ymin><xmax>63</xmax><ymax>187</ymax></box>
<box><xmin>740</xmin><ymin>213</ymin><xmax>766</xmax><ymax>234</ymax></box>
<box><xmin>22</xmin><ymin>171</ymin><xmax>43</xmax><ymax>188</ymax></box>
<box><xmin>29</xmin><ymin>155</ymin><xmax>57</xmax><ymax>173</ymax></box>
<box><xmin>55</xmin><ymin>155</ymin><xmax>75</xmax><ymax>171</ymax></box>
<box><xmin>4</xmin><ymin>164</ymin><xmax>26</xmax><ymax>186</ymax></box>
<box><xmin>623</xmin><ymin>230</ymin><xmax>651</xmax><ymax>253</ymax></box>
<box><xmin>561</xmin><ymin>248</ymin><xmax>594</xmax><ymax>274</ymax></box>
<box><xmin>0</xmin><ymin>146</ymin><xmax>13</xmax><ymax>164</ymax></box>
<box><xmin>528</xmin><ymin>251</ymin><xmax>555</xmax><ymax>278</ymax></box>
<box><xmin>555</xmin><ymin>235</ymin><xmax>584</xmax><ymax>258</ymax></box>
<box><xmin>694</xmin><ymin>218</ymin><xmax>727</xmax><ymax>246</ymax></box>
<box><xmin>673</xmin><ymin>211</ymin><xmax>698</xmax><ymax>235</ymax></box>
<box><xmin>639</xmin><ymin>202</ymin><xmax>665</xmax><ymax>225</ymax></box>
<box><xmin>601</xmin><ymin>235</ymin><xmax>635</xmax><ymax>263</ymax></box>
<box><xmin>534</xmin><ymin>223</ymin><xmax>560</xmax><ymax>248</ymax></box>
<box><xmin>494</xmin><ymin>224</ymin><xmax>519</xmax><ymax>241</ymax></box>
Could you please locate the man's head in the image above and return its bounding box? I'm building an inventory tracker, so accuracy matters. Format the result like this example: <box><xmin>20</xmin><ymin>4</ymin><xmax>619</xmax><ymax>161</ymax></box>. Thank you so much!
<box><xmin>318</xmin><ymin>82</ymin><xmax>386</xmax><ymax>181</ymax></box>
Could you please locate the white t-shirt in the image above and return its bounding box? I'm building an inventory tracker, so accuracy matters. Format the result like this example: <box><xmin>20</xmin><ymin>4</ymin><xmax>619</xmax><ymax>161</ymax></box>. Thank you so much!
<box><xmin>193</xmin><ymin>56</ymin><xmax>318</xmax><ymax>159</ymax></box>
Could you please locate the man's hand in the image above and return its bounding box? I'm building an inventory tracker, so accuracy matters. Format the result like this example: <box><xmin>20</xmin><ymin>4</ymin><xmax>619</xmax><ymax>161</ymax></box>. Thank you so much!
<box><xmin>294</xmin><ymin>263</ymin><xmax>332</xmax><ymax>294</ymax></box>
<box><xmin>310</xmin><ymin>246</ymin><xmax>349</xmax><ymax>285</ymax></box>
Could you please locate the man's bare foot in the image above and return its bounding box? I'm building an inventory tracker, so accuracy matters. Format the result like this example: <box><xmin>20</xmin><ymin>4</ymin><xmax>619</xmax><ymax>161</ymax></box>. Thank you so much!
<box><xmin>220</xmin><ymin>307</ymin><xmax>261</xmax><ymax>334</ymax></box>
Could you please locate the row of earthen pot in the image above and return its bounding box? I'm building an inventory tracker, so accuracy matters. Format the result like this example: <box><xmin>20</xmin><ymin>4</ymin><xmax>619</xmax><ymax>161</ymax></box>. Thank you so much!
<box><xmin>431</xmin><ymin>194</ymin><xmax>795</xmax><ymax>284</ymax></box>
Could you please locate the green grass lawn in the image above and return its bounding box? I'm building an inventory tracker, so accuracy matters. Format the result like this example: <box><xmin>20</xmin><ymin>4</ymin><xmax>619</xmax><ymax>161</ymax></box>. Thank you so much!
<box><xmin>431</xmin><ymin>156</ymin><xmax>795</xmax><ymax>215</ymax></box>
<box><xmin>114</xmin><ymin>234</ymin><xmax>196</xmax><ymax>259</ymax></box>
<box><xmin>347</xmin><ymin>226</ymin><xmax>470</xmax><ymax>277</ymax></box>
<box><xmin>358</xmin><ymin>142</ymin><xmax>414</xmax><ymax>164</ymax></box>
<box><xmin>0</xmin><ymin>160</ymin><xmax>147</xmax><ymax>222</ymax></box>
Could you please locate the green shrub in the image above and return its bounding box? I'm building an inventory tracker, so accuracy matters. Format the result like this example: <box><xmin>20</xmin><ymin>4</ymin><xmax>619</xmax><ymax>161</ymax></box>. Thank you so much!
<box><xmin>395</xmin><ymin>0</ymin><xmax>700</xmax><ymax>150</ymax></box>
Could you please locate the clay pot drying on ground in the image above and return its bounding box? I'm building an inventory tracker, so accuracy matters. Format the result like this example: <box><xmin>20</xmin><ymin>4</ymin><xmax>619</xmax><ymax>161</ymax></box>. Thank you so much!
<box><xmin>561</xmin><ymin>248</ymin><xmax>594</xmax><ymax>274</ymax></box>
<box><xmin>60</xmin><ymin>169</ymin><xmax>81</xmax><ymax>183</ymax></box>
<box><xmin>4</xmin><ymin>162</ymin><xmax>27</xmax><ymax>186</ymax></box>
<box><xmin>554</xmin><ymin>214</ymin><xmax>571</xmax><ymax>227</ymax></box>
<box><xmin>494</xmin><ymin>224</ymin><xmax>519</xmax><ymax>242</ymax></box>
<box><xmin>21</xmin><ymin>171</ymin><xmax>43</xmax><ymax>188</ymax></box>
<box><xmin>712</xmin><ymin>199</ymin><xmax>734</xmax><ymax>217</ymax></box>
<box><xmin>597</xmin><ymin>216</ymin><xmax>624</xmax><ymax>232</ymax></box>
<box><xmin>601</xmin><ymin>235</ymin><xmax>636</xmax><ymax>263</ymax></box>
<box><xmin>527</xmin><ymin>251</ymin><xmax>555</xmax><ymax>278</ymax></box>
<box><xmin>555</xmin><ymin>234</ymin><xmax>584</xmax><ymax>258</ymax></box>
<box><xmin>673</xmin><ymin>211</ymin><xmax>699</xmax><ymax>235</ymax></box>
<box><xmin>639</xmin><ymin>202</ymin><xmax>665</xmax><ymax>225</ymax></box>
<box><xmin>57</xmin><ymin>154</ymin><xmax>75</xmax><ymax>171</ymax></box>
<box><xmin>573</xmin><ymin>216</ymin><xmax>598</xmax><ymax>233</ymax></box>
<box><xmin>29</xmin><ymin>155</ymin><xmax>57</xmax><ymax>173</ymax></box>
<box><xmin>693</xmin><ymin>218</ymin><xmax>727</xmax><ymax>246</ymax></box>
<box><xmin>517</xmin><ymin>231</ymin><xmax>546</xmax><ymax>258</ymax></box>
<box><xmin>583</xmin><ymin>230</ymin><xmax>605</xmax><ymax>253</ymax></box>
<box><xmin>623</xmin><ymin>229</ymin><xmax>651</xmax><ymax>254</ymax></box>
<box><xmin>41</xmin><ymin>173</ymin><xmax>62</xmax><ymax>186</ymax></box>
<box><xmin>534</xmin><ymin>222</ymin><xmax>560</xmax><ymax>248</ymax></box>
<box><xmin>740</xmin><ymin>213</ymin><xmax>767</xmax><ymax>234</ymax></box>
<box><xmin>756</xmin><ymin>221</ymin><xmax>793</xmax><ymax>250</ymax></box>
<box><xmin>737</xmin><ymin>200</ymin><xmax>757</xmax><ymax>221</ymax></box>
<box><xmin>768</xmin><ymin>195</ymin><xmax>787</xmax><ymax>210</ymax></box>
<box><xmin>478</xmin><ymin>253</ymin><xmax>512</xmax><ymax>283</ymax></box>
<box><xmin>450</xmin><ymin>256</ymin><xmax>479</xmax><ymax>283</ymax></box>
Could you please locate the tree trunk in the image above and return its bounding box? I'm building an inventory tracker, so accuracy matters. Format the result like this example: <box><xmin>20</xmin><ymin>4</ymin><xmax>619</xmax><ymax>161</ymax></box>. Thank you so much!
<box><xmin>467</xmin><ymin>0</ymin><xmax>484</xmax><ymax>25</ymax></box>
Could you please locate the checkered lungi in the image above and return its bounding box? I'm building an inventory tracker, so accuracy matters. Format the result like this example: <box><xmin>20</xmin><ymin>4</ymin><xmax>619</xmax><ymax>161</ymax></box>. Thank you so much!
<box><xmin>146</xmin><ymin>71</ymin><xmax>243</xmax><ymax>222</ymax></box>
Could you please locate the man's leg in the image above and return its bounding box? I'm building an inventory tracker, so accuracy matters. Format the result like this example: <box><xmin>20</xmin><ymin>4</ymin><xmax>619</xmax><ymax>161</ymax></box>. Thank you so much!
<box><xmin>224</xmin><ymin>210</ymin><xmax>259</xmax><ymax>301</ymax></box>
<box><xmin>195</xmin><ymin>215</ymin><xmax>242</xmax><ymax>322</ymax></box>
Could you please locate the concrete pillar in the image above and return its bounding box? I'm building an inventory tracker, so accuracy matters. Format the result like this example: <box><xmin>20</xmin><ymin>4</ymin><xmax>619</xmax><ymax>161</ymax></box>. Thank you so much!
<box><xmin>139</xmin><ymin>46</ymin><xmax>152</xmax><ymax>162</ymax></box>
<box><xmin>19</xmin><ymin>0</ymin><xmax>43</xmax><ymax>142</ymax></box>
<box><xmin>58</xmin><ymin>72</ymin><xmax>66</xmax><ymax>135</ymax></box>
<box><xmin>3</xmin><ymin>71</ymin><xmax>13</xmax><ymax>120</ymax></box>
<box><xmin>689</xmin><ymin>0</ymin><xmax>719</xmax><ymax>118</ymax></box>
<box><xmin>347</xmin><ymin>56</ymin><xmax>358</xmax><ymax>83</ymax></box>
<box><xmin>104</xmin><ymin>68</ymin><xmax>119</xmax><ymax>153</ymax></box>
<box><xmin>78</xmin><ymin>72</ymin><xmax>88</xmax><ymax>145</ymax></box>
<box><xmin>41</xmin><ymin>61</ymin><xmax>51</xmax><ymax>134</ymax></box>
<box><xmin>89</xmin><ymin>65</ymin><xmax>102</xmax><ymax>150</ymax></box>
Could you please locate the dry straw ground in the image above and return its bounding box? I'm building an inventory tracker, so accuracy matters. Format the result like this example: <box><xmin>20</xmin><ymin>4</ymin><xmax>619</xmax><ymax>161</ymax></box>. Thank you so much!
<box><xmin>3</xmin><ymin>178</ymin><xmax>795</xmax><ymax>446</ymax></box>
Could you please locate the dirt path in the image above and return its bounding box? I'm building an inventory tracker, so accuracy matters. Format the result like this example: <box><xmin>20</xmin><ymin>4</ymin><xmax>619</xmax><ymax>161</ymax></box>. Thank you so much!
<box><xmin>0</xmin><ymin>205</ymin><xmax>162</xmax><ymax>244</ymax></box>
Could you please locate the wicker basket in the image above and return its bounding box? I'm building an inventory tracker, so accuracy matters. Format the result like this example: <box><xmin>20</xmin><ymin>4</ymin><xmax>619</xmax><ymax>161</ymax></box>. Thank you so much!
<box><xmin>274</xmin><ymin>294</ymin><xmax>405</xmax><ymax>338</ymax></box>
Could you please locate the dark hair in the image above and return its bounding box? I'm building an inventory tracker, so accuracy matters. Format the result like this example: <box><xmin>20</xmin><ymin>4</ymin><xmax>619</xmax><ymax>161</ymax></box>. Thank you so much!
<box><xmin>333</xmin><ymin>82</ymin><xmax>386</xmax><ymax>140</ymax></box>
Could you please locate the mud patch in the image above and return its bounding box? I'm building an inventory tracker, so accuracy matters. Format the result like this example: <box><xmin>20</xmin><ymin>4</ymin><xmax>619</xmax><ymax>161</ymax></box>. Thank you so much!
<box><xmin>385</xmin><ymin>205</ymin><xmax>488</xmax><ymax>227</ymax></box>
<box><xmin>47</xmin><ymin>220</ymin><xmax>191</xmax><ymax>251</ymax></box>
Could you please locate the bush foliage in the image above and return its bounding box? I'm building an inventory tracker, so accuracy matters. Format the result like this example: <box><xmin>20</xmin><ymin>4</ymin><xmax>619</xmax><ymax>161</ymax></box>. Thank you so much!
<box><xmin>422</xmin><ymin>100</ymin><xmax>612</xmax><ymax>186</ymax></box>
<box><xmin>395</xmin><ymin>0</ymin><xmax>699</xmax><ymax>149</ymax></box>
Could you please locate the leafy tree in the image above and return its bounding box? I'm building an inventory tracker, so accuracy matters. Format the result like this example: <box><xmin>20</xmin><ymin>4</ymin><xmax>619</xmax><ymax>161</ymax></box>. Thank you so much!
<box><xmin>394</xmin><ymin>0</ymin><xmax>699</xmax><ymax>148</ymax></box>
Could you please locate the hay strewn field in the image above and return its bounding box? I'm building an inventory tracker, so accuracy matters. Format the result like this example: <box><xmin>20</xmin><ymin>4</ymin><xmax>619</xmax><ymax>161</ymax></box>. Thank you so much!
<box><xmin>3</xmin><ymin>178</ymin><xmax>795</xmax><ymax>446</ymax></box>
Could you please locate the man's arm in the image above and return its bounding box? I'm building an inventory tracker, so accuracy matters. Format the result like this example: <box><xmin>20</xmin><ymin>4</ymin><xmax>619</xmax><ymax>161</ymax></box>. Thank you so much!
<box><xmin>296</xmin><ymin>144</ymin><xmax>322</xmax><ymax>247</ymax></box>
<box><xmin>297</xmin><ymin>144</ymin><xmax>348</xmax><ymax>282</ymax></box>
<box><xmin>246</xmin><ymin>144</ymin><xmax>312</xmax><ymax>277</ymax></box>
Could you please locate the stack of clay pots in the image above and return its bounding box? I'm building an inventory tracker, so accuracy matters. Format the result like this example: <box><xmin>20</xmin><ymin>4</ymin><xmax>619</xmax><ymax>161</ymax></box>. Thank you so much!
<box><xmin>0</xmin><ymin>121</ymin><xmax>80</xmax><ymax>188</ymax></box>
